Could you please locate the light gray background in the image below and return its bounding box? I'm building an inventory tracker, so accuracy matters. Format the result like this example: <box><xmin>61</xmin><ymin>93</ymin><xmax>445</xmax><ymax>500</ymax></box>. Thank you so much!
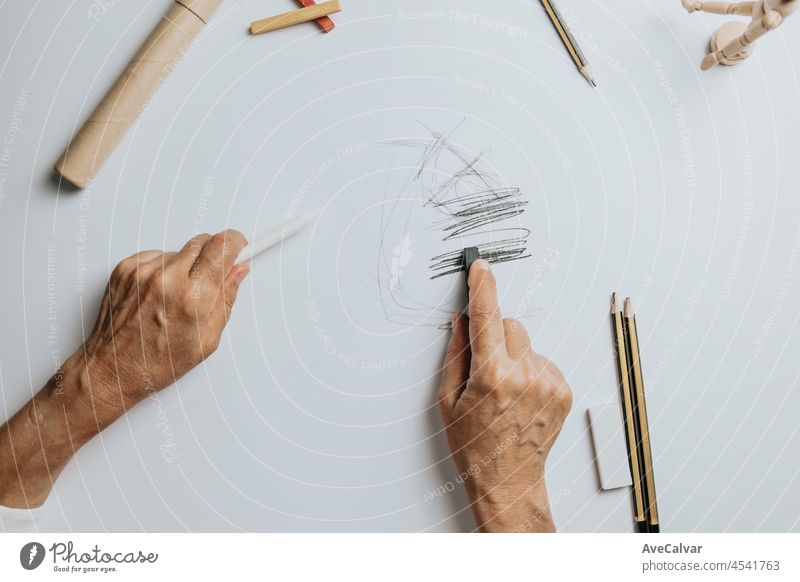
<box><xmin>1</xmin><ymin>0</ymin><xmax>799</xmax><ymax>532</ymax></box>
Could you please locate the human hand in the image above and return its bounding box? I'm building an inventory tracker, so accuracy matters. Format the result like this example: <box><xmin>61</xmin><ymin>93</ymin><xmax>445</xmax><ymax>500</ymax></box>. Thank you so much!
<box><xmin>437</xmin><ymin>259</ymin><xmax>572</xmax><ymax>532</ymax></box>
<box><xmin>0</xmin><ymin>230</ymin><xmax>250</xmax><ymax>508</ymax></box>
<box><xmin>78</xmin><ymin>229</ymin><xmax>250</xmax><ymax>411</ymax></box>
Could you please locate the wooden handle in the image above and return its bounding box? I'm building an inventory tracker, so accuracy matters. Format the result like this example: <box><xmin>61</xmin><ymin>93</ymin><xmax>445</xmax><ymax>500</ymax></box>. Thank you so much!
<box><xmin>54</xmin><ymin>0</ymin><xmax>224</xmax><ymax>188</ymax></box>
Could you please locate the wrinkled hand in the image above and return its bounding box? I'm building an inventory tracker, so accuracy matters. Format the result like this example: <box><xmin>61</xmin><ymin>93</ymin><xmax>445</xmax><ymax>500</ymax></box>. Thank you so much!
<box><xmin>438</xmin><ymin>259</ymin><xmax>572</xmax><ymax>532</ymax></box>
<box><xmin>0</xmin><ymin>230</ymin><xmax>250</xmax><ymax>508</ymax></box>
<box><xmin>81</xmin><ymin>230</ymin><xmax>250</xmax><ymax>410</ymax></box>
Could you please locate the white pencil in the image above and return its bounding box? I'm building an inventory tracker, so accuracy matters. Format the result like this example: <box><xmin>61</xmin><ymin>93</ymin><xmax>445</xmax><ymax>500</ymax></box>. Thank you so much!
<box><xmin>240</xmin><ymin>211</ymin><xmax>318</xmax><ymax>261</ymax></box>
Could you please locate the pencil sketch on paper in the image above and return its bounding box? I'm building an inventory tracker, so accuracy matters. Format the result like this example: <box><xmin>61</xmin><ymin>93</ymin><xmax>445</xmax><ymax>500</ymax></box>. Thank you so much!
<box><xmin>372</xmin><ymin>122</ymin><xmax>533</xmax><ymax>328</ymax></box>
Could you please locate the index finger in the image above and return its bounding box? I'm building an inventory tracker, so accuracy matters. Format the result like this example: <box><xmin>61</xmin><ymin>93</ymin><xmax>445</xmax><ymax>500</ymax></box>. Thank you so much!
<box><xmin>467</xmin><ymin>259</ymin><xmax>506</xmax><ymax>362</ymax></box>
<box><xmin>170</xmin><ymin>233</ymin><xmax>211</xmax><ymax>272</ymax></box>
<box><xmin>194</xmin><ymin>229</ymin><xmax>248</xmax><ymax>287</ymax></box>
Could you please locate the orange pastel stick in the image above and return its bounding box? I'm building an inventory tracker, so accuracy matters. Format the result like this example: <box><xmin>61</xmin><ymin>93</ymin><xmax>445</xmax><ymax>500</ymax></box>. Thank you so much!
<box><xmin>296</xmin><ymin>0</ymin><xmax>335</xmax><ymax>32</ymax></box>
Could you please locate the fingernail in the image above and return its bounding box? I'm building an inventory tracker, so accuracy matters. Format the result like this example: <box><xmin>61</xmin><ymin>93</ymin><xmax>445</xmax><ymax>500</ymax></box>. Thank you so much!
<box><xmin>474</xmin><ymin>259</ymin><xmax>489</xmax><ymax>271</ymax></box>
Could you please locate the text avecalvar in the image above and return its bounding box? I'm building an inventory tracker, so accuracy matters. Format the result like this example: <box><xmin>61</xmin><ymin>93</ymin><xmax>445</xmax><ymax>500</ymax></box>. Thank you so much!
<box><xmin>642</xmin><ymin>544</ymin><xmax>702</xmax><ymax>554</ymax></box>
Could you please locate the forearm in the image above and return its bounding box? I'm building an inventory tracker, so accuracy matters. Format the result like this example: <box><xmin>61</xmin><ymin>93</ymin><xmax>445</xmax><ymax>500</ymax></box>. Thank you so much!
<box><xmin>467</xmin><ymin>478</ymin><xmax>555</xmax><ymax>533</ymax></box>
<box><xmin>0</xmin><ymin>352</ymin><xmax>132</xmax><ymax>508</ymax></box>
<box><xmin>0</xmin><ymin>233</ymin><xmax>247</xmax><ymax>509</ymax></box>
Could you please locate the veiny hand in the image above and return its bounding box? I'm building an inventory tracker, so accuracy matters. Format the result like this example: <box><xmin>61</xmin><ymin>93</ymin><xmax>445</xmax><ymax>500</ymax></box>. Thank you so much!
<box><xmin>0</xmin><ymin>230</ymin><xmax>249</xmax><ymax>508</ymax></box>
<box><xmin>438</xmin><ymin>259</ymin><xmax>572</xmax><ymax>532</ymax></box>
<box><xmin>82</xmin><ymin>229</ymin><xmax>250</xmax><ymax>409</ymax></box>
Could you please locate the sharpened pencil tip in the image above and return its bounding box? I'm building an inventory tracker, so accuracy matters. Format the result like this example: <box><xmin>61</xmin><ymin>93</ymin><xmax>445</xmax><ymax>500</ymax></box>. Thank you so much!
<box><xmin>611</xmin><ymin>292</ymin><xmax>618</xmax><ymax>314</ymax></box>
<box><xmin>580</xmin><ymin>67</ymin><xmax>596</xmax><ymax>88</ymax></box>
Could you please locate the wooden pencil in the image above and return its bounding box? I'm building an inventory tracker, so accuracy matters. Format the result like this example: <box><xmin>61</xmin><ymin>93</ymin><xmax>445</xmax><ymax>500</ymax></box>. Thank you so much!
<box><xmin>624</xmin><ymin>298</ymin><xmax>660</xmax><ymax>533</ymax></box>
<box><xmin>539</xmin><ymin>0</ymin><xmax>596</xmax><ymax>87</ymax></box>
<box><xmin>611</xmin><ymin>293</ymin><xmax>647</xmax><ymax>532</ymax></box>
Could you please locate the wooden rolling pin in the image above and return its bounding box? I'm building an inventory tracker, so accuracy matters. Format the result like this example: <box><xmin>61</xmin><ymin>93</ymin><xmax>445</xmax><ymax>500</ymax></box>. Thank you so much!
<box><xmin>54</xmin><ymin>0</ymin><xmax>224</xmax><ymax>188</ymax></box>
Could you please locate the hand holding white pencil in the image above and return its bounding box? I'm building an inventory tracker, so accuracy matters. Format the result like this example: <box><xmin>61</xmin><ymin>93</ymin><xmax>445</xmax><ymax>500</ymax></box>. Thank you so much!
<box><xmin>0</xmin><ymin>213</ymin><xmax>319</xmax><ymax>510</ymax></box>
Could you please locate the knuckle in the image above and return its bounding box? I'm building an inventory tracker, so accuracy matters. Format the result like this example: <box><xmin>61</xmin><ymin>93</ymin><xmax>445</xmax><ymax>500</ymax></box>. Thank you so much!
<box><xmin>169</xmin><ymin>280</ymin><xmax>198</xmax><ymax>313</ymax></box>
<box><xmin>206</xmin><ymin>339</ymin><xmax>220</xmax><ymax>355</ymax></box>
<box><xmin>476</xmin><ymin>361</ymin><xmax>511</xmax><ymax>391</ymax></box>
<box><xmin>111</xmin><ymin>258</ymin><xmax>133</xmax><ymax>280</ymax></box>
<box><xmin>208</xmin><ymin>232</ymin><xmax>228</xmax><ymax>250</ymax></box>
<box><xmin>558</xmin><ymin>383</ymin><xmax>574</xmax><ymax>411</ymax></box>
<box><xmin>528</xmin><ymin>368</ymin><xmax>570</xmax><ymax>408</ymax></box>
<box><xmin>470</xmin><ymin>305</ymin><xmax>500</xmax><ymax>321</ymax></box>
<box><xmin>535</xmin><ymin>377</ymin><xmax>559</xmax><ymax>400</ymax></box>
<box><xmin>135</xmin><ymin>266</ymin><xmax>152</xmax><ymax>284</ymax></box>
<box><xmin>185</xmin><ymin>234</ymin><xmax>211</xmax><ymax>256</ymax></box>
<box><xmin>202</xmin><ymin>331</ymin><xmax>221</xmax><ymax>354</ymax></box>
<box><xmin>178</xmin><ymin>289</ymin><xmax>199</xmax><ymax>315</ymax></box>
<box><xmin>543</xmin><ymin>360</ymin><xmax>565</xmax><ymax>381</ymax></box>
<box><xmin>221</xmin><ymin>229</ymin><xmax>247</xmax><ymax>247</ymax></box>
<box><xmin>204</xmin><ymin>234</ymin><xmax>232</xmax><ymax>265</ymax></box>
<box><xmin>143</xmin><ymin>271</ymin><xmax>164</xmax><ymax>294</ymax></box>
<box><xmin>188</xmin><ymin>233</ymin><xmax>211</xmax><ymax>250</ymax></box>
<box><xmin>143</xmin><ymin>269</ymin><xmax>170</xmax><ymax>297</ymax></box>
<box><xmin>484</xmin><ymin>378</ymin><xmax>516</xmax><ymax>410</ymax></box>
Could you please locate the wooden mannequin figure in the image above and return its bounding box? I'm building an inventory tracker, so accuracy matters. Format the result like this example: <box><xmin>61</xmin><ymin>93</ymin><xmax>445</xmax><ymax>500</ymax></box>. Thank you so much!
<box><xmin>681</xmin><ymin>0</ymin><xmax>798</xmax><ymax>69</ymax></box>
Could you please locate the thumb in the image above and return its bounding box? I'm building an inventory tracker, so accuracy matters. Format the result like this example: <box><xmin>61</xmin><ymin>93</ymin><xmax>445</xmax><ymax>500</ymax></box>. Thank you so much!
<box><xmin>438</xmin><ymin>314</ymin><xmax>471</xmax><ymax>418</ymax></box>
<box><xmin>216</xmin><ymin>263</ymin><xmax>250</xmax><ymax>324</ymax></box>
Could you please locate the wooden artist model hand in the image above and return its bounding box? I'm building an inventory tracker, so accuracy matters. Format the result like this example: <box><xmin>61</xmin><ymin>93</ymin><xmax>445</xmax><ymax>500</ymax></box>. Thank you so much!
<box><xmin>0</xmin><ymin>230</ymin><xmax>250</xmax><ymax>509</ymax></box>
<box><xmin>438</xmin><ymin>259</ymin><xmax>573</xmax><ymax>532</ymax></box>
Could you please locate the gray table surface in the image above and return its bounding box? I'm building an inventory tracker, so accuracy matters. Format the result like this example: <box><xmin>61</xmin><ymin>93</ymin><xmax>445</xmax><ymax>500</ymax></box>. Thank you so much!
<box><xmin>1</xmin><ymin>0</ymin><xmax>799</xmax><ymax>532</ymax></box>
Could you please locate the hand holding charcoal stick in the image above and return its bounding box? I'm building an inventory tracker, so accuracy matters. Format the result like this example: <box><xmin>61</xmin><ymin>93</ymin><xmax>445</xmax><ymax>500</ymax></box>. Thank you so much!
<box><xmin>438</xmin><ymin>259</ymin><xmax>573</xmax><ymax>532</ymax></box>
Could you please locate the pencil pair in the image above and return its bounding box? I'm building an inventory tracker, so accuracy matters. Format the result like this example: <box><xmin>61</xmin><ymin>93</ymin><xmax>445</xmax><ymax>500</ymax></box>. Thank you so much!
<box><xmin>610</xmin><ymin>293</ymin><xmax>660</xmax><ymax>533</ymax></box>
